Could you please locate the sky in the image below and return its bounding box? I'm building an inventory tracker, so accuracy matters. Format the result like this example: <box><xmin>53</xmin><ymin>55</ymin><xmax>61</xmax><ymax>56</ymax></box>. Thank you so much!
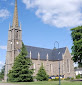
<box><xmin>0</xmin><ymin>0</ymin><xmax>82</xmax><ymax>71</ymax></box>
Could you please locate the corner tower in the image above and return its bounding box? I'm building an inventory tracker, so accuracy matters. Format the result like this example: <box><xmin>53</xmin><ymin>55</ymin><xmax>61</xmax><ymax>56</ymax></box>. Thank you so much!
<box><xmin>4</xmin><ymin>0</ymin><xmax>22</xmax><ymax>81</ymax></box>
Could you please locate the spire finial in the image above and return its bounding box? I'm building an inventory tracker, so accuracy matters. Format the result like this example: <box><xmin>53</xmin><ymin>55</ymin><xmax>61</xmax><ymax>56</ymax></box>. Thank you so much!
<box><xmin>12</xmin><ymin>0</ymin><xmax>18</xmax><ymax>27</ymax></box>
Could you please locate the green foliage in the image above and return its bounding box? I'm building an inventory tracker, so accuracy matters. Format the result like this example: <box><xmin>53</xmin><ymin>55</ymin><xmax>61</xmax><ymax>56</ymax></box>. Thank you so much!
<box><xmin>76</xmin><ymin>74</ymin><xmax>81</xmax><ymax>79</ymax></box>
<box><xmin>8</xmin><ymin>43</ymin><xmax>34</xmax><ymax>82</ymax></box>
<box><xmin>65</xmin><ymin>77</ymin><xmax>74</xmax><ymax>80</ymax></box>
<box><xmin>71</xmin><ymin>26</ymin><xmax>82</xmax><ymax>67</ymax></box>
<box><xmin>0</xmin><ymin>66</ymin><xmax>5</xmax><ymax>80</ymax></box>
<box><xmin>36</xmin><ymin>63</ymin><xmax>49</xmax><ymax>81</ymax></box>
<box><xmin>49</xmin><ymin>78</ymin><xmax>59</xmax><ymax>81</ymax></box>
<box><xmin>74</xmin><ymin>67</ymin><xmax>78</xmax><ymax>69</ymax></box>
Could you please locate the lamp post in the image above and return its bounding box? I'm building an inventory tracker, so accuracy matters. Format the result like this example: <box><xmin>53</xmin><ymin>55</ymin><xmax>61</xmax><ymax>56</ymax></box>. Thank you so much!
<box><xmin>54</xmin><ymin>41</ymin><xmax>61</xmax><ymax>85</ymax></box>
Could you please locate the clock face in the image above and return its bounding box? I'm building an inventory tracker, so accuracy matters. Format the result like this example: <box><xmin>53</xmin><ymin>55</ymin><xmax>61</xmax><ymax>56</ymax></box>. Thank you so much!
<box><xmin>11</xmin><ymin>42</ymin><xmax>12</xmax><ymax>44</ymax></box>
<box><xmin>16</xmin><ymin>41</ymin><xmax>19</xmax><ymax>44</ymax></box>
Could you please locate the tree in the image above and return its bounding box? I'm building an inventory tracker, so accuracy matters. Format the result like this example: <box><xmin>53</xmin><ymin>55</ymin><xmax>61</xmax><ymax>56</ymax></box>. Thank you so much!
<box><xmin>71</xmin><ymin>26</ymin><xmax>82</xmax><ymax>67</ymax></box>
<box><xmin>0</xmin><ymin>66</ymin><xmax>5</xmax><ymax>80</ymax></box>
<box><xmin>8</xmin><ymin>43</ymin><xmax>34</xmax><ymax>82</ymax></box>
<box><xmin>36</xmin><ymin>63</ymin><xmax>49</xmax><ymax>81</ymax></box>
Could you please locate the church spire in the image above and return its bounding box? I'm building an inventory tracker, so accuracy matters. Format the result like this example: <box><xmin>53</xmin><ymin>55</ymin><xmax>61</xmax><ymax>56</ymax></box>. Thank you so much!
<box><xmin>12</xmin><ymin>0</ymin><xmax>18</xmax><ymax>27</ymax></box>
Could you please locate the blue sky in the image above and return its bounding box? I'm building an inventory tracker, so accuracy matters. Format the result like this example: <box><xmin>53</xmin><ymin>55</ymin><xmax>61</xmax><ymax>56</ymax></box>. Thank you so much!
<box><xmin>0</xmin><ymin>0</ymin><xmax>82</xmax><ymax>70</ymax></box>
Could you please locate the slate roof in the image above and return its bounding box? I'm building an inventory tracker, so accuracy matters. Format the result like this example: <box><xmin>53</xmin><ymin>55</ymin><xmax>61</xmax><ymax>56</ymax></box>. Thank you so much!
<box><xmin>25</xmin><ymin>45</ymin><xmax>66</xmax><ymax>61</ymax></box>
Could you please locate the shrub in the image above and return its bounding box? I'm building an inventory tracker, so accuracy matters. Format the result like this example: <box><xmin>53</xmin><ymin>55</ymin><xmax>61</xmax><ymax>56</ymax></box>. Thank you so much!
<box><xmin>76</xmin><ymin>74</ymin><xmax>81</xmax><ymax>79</ymax></box>
<box><xmin>65</xmin><ymin>77</ymin><xmax>74</xmax><ymax>80</ymax></box>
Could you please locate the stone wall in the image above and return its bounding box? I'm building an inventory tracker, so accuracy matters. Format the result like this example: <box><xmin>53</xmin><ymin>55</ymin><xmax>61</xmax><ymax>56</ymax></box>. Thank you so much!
<box><xmin>31</xmin><ymin>47</ymin><xmax>75</xmax><ymax>78</ymax></box>
<box><xmin>32</xmin><ymin>59</ymin><xmax>65</xmax><ymax>77</ymax></box>
<box><xmin>62</xmin><ymin>47</ymin><xmax>75</xmax><ymax>78</ymax></box>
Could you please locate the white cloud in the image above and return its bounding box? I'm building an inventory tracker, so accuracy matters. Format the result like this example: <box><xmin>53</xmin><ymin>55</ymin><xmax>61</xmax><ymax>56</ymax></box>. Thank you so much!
<box><xmin>22</xmin><ymin>0</ymin><xmax>82</xmax><ymax>28</ymax></box>
<box><xmin>0</xmin><ymin>61</ymin><xmax>5</xmax><ymax>72</ymax></box>
<box><xmin>0</xmin><ymin>9</ymin><xmax>10</xmax><ymax>19</ymax></box>
<box><xmin>0</xmin><ymin>46</ymin><xmax>7</xmax><ymax>50</ymax></box>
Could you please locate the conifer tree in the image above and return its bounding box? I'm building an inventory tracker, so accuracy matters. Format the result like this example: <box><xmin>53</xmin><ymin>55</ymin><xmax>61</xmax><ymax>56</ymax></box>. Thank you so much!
<box><xmin>36</xmin><ymin>63</ymin><xmax>49</xmax><ymax>81</ymax></box>
<box><xmin>0</xmin><ymin>66</ymin><xmax>5</xmax><ymax>80</ymax></box>
<box><xmin>8</xmin><ymin>43</ymin><xmax>34</xmax><ymax>82</ymax></box>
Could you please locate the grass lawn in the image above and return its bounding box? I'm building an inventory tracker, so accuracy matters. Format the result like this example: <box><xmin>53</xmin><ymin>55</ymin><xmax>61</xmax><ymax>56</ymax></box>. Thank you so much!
<box><xmin>9</xmin><ymin>80</ymin><xmax>82</xmax><ymax>85</ymax></box>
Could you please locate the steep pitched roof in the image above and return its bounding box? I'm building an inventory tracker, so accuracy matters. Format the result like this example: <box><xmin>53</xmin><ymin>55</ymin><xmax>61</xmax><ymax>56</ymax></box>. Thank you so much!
<box><xmin>52</xmin><ymin>47</ymin><xmax>66</xmax><ymax>60</ymax></box>
<box><xmin>25</xmin><ymin>45</ymin><xmax>66</xmax><ymax>61</ymax></box>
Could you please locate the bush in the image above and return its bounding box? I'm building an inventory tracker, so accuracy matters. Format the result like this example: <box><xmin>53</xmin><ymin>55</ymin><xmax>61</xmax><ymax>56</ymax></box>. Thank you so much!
<box><xmin>76</xmin><ymin>74</ymin><xmax>81</xmax><ymax>79</ymax></box>
<box><xmin>51</xmin><ymin>78</ymin><xmax>59</xmax><ymax>81</ymax></box>
<box><xmin>71</xmin><ymin>77</ymin><xmax>74</xmax><ymax>80</ymax></box>
<box><xmin>65</xmin><ymin>77</ymin><xmax>74</xmax><ymax>80</ymax></box>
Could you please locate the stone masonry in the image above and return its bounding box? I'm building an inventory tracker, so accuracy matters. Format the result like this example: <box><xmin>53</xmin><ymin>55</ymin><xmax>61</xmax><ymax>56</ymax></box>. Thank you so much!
<box><xmin>31</xmin><ymin>47</ymin><xmax>75</xmax><ymax>78</ymax></box>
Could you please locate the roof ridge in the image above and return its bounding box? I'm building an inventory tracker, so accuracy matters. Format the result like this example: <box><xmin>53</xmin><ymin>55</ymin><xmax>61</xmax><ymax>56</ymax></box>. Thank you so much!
<box><xmin>25</xmin><ymin>45</ymin><xmax>66</xmax><ymax>51</ymax></box>
<box><xmin>25</xmin><ymin>45</ymin><xmax>52</xmax><ymax>50</ymax></box>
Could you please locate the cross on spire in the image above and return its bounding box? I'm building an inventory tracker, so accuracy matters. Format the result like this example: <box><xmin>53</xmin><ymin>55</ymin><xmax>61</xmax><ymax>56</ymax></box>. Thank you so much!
<box><xmin>13</xmin><ymin>0</ymin><xmax>19</xmax><ymax>27</ymax></box>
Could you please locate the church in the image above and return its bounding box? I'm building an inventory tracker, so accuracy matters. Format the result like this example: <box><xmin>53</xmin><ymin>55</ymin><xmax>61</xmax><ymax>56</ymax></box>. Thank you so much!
<box><xmin>4</xmin><ymin>0</ymin><xmax>75</xmax><ymax>81</ymax></box>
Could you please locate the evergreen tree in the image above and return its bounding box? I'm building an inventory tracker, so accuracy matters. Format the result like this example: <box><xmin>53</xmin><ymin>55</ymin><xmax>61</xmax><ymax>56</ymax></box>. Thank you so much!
<box><xmin>36</xmin><ymin>63</ymin><xmax>49</xmax><ymax>81</ymax></box>
<box><xmin>8</xmin><ymin>43</ymin><xmax>34</xmax><ymax>82</ymax></box>
<box><xmin>0</xmin><ymin>66</ymin><xmax>5</xmax><ymax>80</ymax></box>
<box><xmin>71</xmin><ymin>26</ymin><xmax>82</xmax><ymax>67</ymax></box>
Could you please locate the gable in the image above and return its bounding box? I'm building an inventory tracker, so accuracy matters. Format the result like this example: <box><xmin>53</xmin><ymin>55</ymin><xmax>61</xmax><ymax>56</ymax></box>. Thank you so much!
<box><xmin>63</xmin><ymin>47</ymin><xmax>72</xmax><ymax>59</ymax></box>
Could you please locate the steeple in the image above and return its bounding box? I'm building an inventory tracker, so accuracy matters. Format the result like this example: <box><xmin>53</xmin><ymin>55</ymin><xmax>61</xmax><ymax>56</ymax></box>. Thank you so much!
<box><xmin>4</xmin><ymin>0</ymin><xmax>22</xmax><ymax>82</ymax></box>
<box><xmin>13</xmin><ymin>0</ymin><xmax>18</xmax><ymax>27</ymax></box>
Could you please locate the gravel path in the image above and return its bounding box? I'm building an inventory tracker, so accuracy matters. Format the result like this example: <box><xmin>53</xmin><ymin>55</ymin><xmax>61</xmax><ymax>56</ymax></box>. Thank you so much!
<box><xmin>0</xmin><ymin>83</ymin><xmax>22</xmax><ymax>85</ymax></box>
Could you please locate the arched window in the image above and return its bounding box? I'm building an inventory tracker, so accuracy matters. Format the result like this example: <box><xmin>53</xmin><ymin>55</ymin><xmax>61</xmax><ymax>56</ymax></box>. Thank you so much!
<box><xmin>15</xmin><ymin>30</ymin><xmax>18</xmax><ymax>39</ymax></box>
<box><xmin>33</xmin><ymin>63</ymin><xmax>36</xmax><ymax>72</ymax></box>
<box><xmin>67</xmin><ymin>59</ymin><xmax>70</xmax><ymax>73</ymax></box>
<box><xmin>50</xmin><ymin>64</ymin><xmax>52</xmax><ymax>72</ymax></box>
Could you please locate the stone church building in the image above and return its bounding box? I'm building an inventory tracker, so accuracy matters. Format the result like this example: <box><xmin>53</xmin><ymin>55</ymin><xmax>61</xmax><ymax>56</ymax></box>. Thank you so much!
<box><xmin>4</xmin><ymin>0</ymin><xmax>75</xmax><ymax>81</ymax></box>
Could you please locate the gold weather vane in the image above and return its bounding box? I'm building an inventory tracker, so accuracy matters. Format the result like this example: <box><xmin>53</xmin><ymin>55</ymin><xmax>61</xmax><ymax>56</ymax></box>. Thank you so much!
<box><xmin>12</xmin><ymin>0</ymin><xmax>19</xmax><ymax>27</ymax></box>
